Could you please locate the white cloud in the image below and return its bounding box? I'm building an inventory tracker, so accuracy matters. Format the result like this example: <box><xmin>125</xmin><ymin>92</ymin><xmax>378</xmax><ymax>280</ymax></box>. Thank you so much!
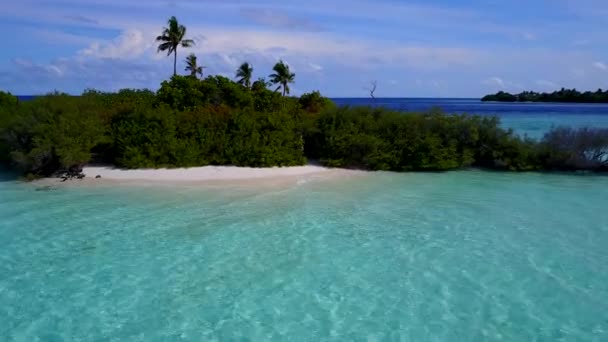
<box><xmin>46</xmin><ymin>65</ymin><xmax>64</xmax><ymax>77</ymax></box>
<box><xmin>535</xmin><ymin>80</ymin><xmax>557</xmax><ymax>89</ymax></box>
<box><xmin>217</xmin><ymin>53</ymin><xmax>240</xmax><ymax>68</ymax></box>
<box><xmin>483</xmin><ymin>77</ymin><xmax>505</xmax><ymax>88</ymax></box>
<box><xmin>308</xmin><ymin>63</ymin><xmax>323</xmax><ymax>72</ymax></box>
<box><xmin>593</xmin><ymin>61</ymin><xmax>607</xmax><ymax>71</ymax></box>
<box><xmin>79</xmin><ymin>30</ymin><xmax>150</xmax><ymax>59</ymax></box>
<box><xmin>84</xmin><ymin>25</ymin><xmax>482</xmax><ymax>72</ymax></box>
<box><xmin>8</xmin><ymin>57</ymin><xmax>166</xmax><ymax>94</ymax></box>
<box><xmin>481</xmin><ymin>77</ymin><xmax>525</xmax><ymax>92</ymax></box>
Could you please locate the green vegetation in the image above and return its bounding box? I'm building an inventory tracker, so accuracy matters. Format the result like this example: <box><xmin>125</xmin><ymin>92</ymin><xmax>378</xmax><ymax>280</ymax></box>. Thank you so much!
<box><xmin>184</xmin><ymin>53</ymin><xmax>204</xmax><ymax>79</ymax></box>
<box><xmin>236</xmin><ymin>62</ymin><xmax>254</xmax><ymax>89</ymax></box>
<box><xmin>306</xmin><ymin>107</ymin><xmax>542</xmax><ymax>171</ymax></box>
<box><xmin>0</xmin><ymin>76</ymin><xmax>312</xmax><ymax>177</ymax></box>
<box><xmin>156</xmin><ymin>16</ymin><xmax>195</xmax><ymax>76</ymax></box>
<box><xmin>0</xmin><ymin>91</ymin><xmax>20</xmax><ymax>164</ymax></box>
<box><xmin>269</xmin><ymin>60</ymin><xmax>296</xmax><ymax>96</ymax></box>
<box><xmin>482</xmin><ymin>88</ymin><xmax>608</xmax><ymax>103</ymax></box>
<box><xmin>2</xmin><ymin>80</ymin><xmax>607</xmax><ymax>178</ymax></box>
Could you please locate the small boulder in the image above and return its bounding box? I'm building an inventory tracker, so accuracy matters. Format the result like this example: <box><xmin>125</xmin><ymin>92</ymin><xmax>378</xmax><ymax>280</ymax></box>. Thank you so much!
<box><xmin>95</xmin><ymin>175</ymin><xmax>102</xmax><ymax>179</ymax></box>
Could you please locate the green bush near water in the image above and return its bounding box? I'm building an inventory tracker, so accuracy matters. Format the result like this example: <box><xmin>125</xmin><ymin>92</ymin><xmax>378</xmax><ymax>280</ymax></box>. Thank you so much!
<box><xmin>0</xmin><ymin>77</ymin><xmax>607</xmax><ymax>177</ymax></box>
<box><xmin>0</xmin><ymin>91</ymin><xmax>20</xmax><ymax>164</ymax></box>
<box><xmin>306</xmin><ymin>107</ymin><xmax>542</xmax><ymax>171</ymax></box>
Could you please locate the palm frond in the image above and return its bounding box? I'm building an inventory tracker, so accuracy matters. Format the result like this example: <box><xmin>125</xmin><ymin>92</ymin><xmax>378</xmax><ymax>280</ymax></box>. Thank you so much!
<box><xmin>235</xmin><ymin>62</ymin><xmax>253</xmax><ymax>87</ymax></box>
<box><xmin>181</xmin><ymin>39</ymin><xmax>195</xmax><ymax>47</ymax></box>
<box><xmin>268</xmin><ymin>60</ymin><xmax>295</xmax><ymax>96</ymax></box>
<box><xmin>157</xmin><ymin>42</ymin><xmax>174</xmax><ymax>53</ymax></box>
<box><xmin>177</xmin><ymin>25</ymin><xmax>187</xmax><ymax>40</ymax></box>
<box><xmin>157</xmin><ymin>16</ymin><xmax>195</xmax><ymax>75</ymax></box>
<box><xmin>168</xmin><ymin>16</ymin><xmax>179</xmax><ymax>31</ymax></box>
<box><xmin>155</xmin><ymin>33</ymin><xmax>171</xmax><ymax>42</ymax></box>
<box><xmin>268</xmin><ymin>74</ymin><xmax>279</xmax><ymax>83</ymax></box>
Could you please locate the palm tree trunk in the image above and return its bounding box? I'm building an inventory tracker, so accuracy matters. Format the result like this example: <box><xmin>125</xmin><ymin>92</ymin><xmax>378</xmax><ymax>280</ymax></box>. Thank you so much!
<box><xmin>282</xmin><ymin>83</ymin><xmax>286</xmax><ymax>97</ymax></box>
<box><xmin>173</xmin><ymin>49</ymin><xmax>177</xmax><ymax>76</ymax></box>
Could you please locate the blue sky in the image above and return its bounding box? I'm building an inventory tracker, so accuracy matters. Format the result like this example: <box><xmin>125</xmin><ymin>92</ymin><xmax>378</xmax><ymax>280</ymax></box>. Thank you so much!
<box><xmin>1</xmin><ymin>0</ymin><xmax>608</xmax><ymax>97</ymax></box>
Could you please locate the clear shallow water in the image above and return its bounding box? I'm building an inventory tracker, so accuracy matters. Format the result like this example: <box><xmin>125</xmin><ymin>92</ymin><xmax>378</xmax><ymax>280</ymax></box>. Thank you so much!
<box><xmin>332</xmin><ymin>98</ymin><xmax>608</xmax><ymax>139</ymax></box>
<box><xmin>1</xmin><ymin>171</ymin><xmax>608</xmax><ymax>340</ymax></box>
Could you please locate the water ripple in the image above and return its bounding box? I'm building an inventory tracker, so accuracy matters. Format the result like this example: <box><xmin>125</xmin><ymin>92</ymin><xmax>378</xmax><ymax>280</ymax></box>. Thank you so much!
<box><xmin>1</xmin><ymin>171</ymin><xmax>607</xmax><ymax>340</ymax></box>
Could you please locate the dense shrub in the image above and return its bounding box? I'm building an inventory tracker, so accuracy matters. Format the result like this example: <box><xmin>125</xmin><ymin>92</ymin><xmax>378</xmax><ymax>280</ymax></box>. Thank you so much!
<box><xmin>110</xmin><ymin>104</ymin><xmax>305</xmax><ymax>168</ymax></box>
<box><xmin>299</xmin><ymin>91</ymin><xmax>335</xmax><ymax>114</ymax></box>
<box><xmin>0</xmin><ymin>94</ymin><xmax>105</xmax><ymax>175</ymax></box>
<box><xmin>0</xmin><ymin>91</ymin><xmax>19</xmax><ymax>164</ymax></box>
<box><xmin>157</xmin><ymin>75</ymin><xmax>257</xmax><ymax>110</ymax></box>
<box><xmin>0</xmin><ymin>77</ymin><xmax>308</xmax><ymax>175</ymax></box>
<box><xmin>539</xmin><ymin>127</ymin><xmax>608</xmax><ymax>171</ymax></box>
<box><xmin>0</xmin><ymin>91</ymin><xmax>18</xmax><ymax>107</ymax></box>
<box><xmin>307</xmin><ymin>107</ymin><xmax>541</xmax><ymax>171</ymax></box>
<box><xmin>1</xmin><ymin>77</ymin><xmax>607</xmax><ymax>177</ymax></box>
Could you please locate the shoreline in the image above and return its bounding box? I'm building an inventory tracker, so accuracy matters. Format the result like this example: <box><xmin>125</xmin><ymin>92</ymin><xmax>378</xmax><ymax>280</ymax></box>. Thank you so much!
<box><xmin>34</xmin><ymin>165</ymin><xmax>367</xmax><ymax>187</ymax></box>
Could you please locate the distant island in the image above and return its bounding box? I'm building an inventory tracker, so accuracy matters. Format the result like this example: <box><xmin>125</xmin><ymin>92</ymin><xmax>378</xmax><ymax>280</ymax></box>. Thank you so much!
<box><xmin>481</xmin><ymin>88</ymin><xmax>608</xmax><ymax>103</ymax></box>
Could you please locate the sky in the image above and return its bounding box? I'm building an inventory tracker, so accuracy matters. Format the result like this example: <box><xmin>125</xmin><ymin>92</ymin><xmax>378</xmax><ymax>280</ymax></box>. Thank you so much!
<box><xmin>1</xmin><ymin>0</ymin><xmax>608</xmax><ymax>97</ymax></box>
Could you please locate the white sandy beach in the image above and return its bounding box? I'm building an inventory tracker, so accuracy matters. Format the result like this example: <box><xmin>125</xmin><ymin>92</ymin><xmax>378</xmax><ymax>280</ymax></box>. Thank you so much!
<box><xmin>37</xmin><ymin>164</ymin><xmax>364</xmax><ymax>187</ymax></box>
<box><xmin>83</xmin><ymin>165</ymin><xmax>336</xmax><ymax>181</ymax></box>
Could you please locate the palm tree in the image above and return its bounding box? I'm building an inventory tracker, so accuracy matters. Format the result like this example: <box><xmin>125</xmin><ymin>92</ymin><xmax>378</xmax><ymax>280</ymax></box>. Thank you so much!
<box><xmin>251</xmin><ymin>77</ymin><xmax>269</xmax><ymax>92</ymax></box>
<box><xmin>185</xmin><ymin>53</ymin><xmax>204</xmax><ymax>79</ymax></box>
<box><xmin>269</xmin><ymin>60</ymin><xmax>295</xmax><ymax>96</ymax></box>
<box><xmin>156</xmin><ymin>16</ymin><xmax>195</xmax><ymax>76</ymax></box>
<box><xmin>236</xmin><ymin>62</ymin><xmax>254</xmax><ymax>88</ymax></box>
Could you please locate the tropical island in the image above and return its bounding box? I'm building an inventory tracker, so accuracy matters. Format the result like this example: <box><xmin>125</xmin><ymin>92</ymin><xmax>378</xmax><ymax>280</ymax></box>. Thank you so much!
<box><xmin>0</xmin><ymin>16</ymin><xmax>607</xmax><ymax>180</ymax></box>
<box><xmin>481</xmin><ymin>88</ymin><xmax>608</xmax><ymax>103</ymax></box>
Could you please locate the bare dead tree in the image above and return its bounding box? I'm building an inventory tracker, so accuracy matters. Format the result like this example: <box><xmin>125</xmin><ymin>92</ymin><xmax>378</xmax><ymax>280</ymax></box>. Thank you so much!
<box><xmin>366</xmin><ymin>81</ymin><xmax>377</xmax><ymax>100</ymax></box>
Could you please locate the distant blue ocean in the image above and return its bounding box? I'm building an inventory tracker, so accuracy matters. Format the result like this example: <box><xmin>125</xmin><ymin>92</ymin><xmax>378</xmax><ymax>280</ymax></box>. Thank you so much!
<box><xmin>16</xmin><ymin>95</ymin><xmax>36</xmax><ymax>101</ymax></box>
<box><xmin>332</xmin><ymin>97</ymin><xmax>608</xmax><ymax>115</ymax></box>
<box><xmin>2</xmin><ymin>97</ymin><xmax>608</xmax><ymax>340</ymax></box>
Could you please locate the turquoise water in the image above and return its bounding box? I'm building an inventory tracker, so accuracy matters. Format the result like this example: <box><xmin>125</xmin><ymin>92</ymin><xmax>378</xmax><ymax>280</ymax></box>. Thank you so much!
<box><xmin>1</xmin><ymin>170</ymin><xmax>608</xmax><ymax>340</ymax></box>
